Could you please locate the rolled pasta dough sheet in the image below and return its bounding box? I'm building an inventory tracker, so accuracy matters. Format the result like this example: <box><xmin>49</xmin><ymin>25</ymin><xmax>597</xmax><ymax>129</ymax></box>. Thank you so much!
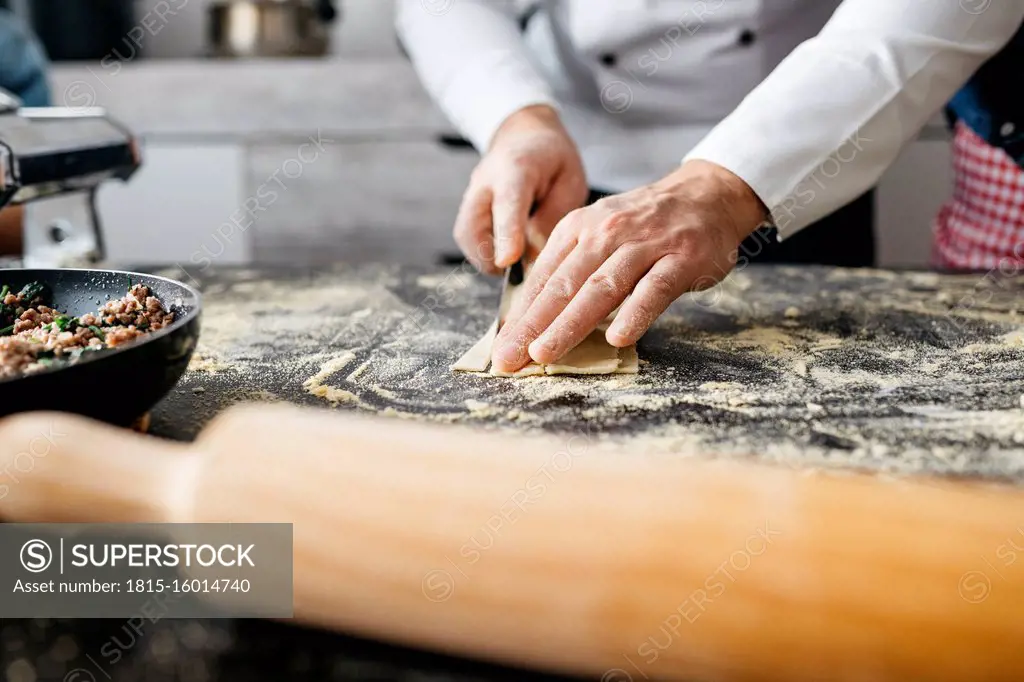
<box><xmin>542</xmin><ymin>329</ymin><xmax>622</xmax><ymax>375</ymax></box>
<box><xmin>451</xmin><ymin>320</ymin><xmax>498</xmax><ymax>372</ymax></box>
<box><xmin>451</xmin><ymin>261</ymin><xmax>640</xmax><ymax>377</ymax></box>
<box><xmin>453</xmin><ymin>326</ymin><xmax>638</xmax><ymax>377</ymax></box>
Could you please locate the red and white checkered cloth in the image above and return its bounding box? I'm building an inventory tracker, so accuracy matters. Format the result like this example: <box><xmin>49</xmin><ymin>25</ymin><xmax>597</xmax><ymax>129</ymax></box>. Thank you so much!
<box><xmin>933</xmin><ymin>121</ymin><xmax>1024</xmax><ymax>270</ymax></box>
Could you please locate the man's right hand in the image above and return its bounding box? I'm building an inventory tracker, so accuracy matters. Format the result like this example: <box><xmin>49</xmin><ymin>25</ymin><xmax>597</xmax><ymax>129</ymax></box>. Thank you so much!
<box><xmin>455</xmin><ymin>105</ymin><xmax>588</xmax><ymax>274</ymax></box>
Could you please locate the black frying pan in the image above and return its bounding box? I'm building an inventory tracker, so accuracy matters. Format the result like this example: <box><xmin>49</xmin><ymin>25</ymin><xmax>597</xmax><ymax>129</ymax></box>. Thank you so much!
<box><xmin>0</xmin><ymin>269</ymin><xmax>201</xmax><ymax>426</ymax></box>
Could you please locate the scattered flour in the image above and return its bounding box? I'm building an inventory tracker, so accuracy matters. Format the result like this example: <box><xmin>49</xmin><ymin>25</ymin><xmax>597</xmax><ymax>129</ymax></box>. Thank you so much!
<box><xmin>302</xmin><ymin>352</ymin><xmax>365</xmax><ymax>407</ymax></box>
<box><xmin>188</xmin><ymin>352</ymin><xmax>230</xmax><ymax>374</ymax></box>
<box><xmin>170</xmin><ymin>264</ymin><xmax>1024</xmax><ymax>484</ymax></box>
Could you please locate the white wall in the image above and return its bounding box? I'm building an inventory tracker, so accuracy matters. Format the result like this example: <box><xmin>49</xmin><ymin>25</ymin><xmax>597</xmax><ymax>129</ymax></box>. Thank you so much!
<box><xmin>876</xmin><ymin>139</ymin><xmax>953</xmax><ymax>268</ymax></box>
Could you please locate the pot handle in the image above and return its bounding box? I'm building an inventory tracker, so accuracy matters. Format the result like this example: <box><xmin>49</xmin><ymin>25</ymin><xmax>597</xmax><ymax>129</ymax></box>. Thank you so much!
<box><xmin>316</xmin><ymin>0</ymin><xmax>338</xmax><ymax>23</ymax></box>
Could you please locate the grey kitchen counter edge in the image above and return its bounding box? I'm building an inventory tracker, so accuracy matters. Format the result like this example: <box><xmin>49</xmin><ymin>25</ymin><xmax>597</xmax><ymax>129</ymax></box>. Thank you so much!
<box><xmin>49</xmin><ymin>58</ymin><xmax>454</xmax><ymax>136</ymax></box>
<box><xmin>49</xmin><ymin>58</ymin><xmax>952</xmax><ymax>142</ymax></box>
<box><xmin>135</xmin><ymin>129</ymin><xmax>462</xmax><ymax>145</ymax></box>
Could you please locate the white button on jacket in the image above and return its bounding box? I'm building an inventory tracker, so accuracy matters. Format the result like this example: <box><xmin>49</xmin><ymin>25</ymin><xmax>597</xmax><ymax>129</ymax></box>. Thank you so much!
<box><xmin>397</xmin><ymin>0</ymin><xmax>1024</xmax><ymax>239</ymax></box>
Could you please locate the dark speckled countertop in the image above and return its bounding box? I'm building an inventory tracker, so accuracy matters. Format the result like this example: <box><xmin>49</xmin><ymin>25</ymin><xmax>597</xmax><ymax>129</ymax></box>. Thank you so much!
<box><xmin>1</xmin><ymin>617</ymin><xmax>587</xmax><ymax>682</ymax></box>
<box><xmin>152</xmin><ymin>262</ymin><xmax>1024</xmax><ymax>483</ymax></box>
<box><xmin>7</xmin><ymin>262</ymin><xmax>1024</xmax><ymax>682</ymax></box>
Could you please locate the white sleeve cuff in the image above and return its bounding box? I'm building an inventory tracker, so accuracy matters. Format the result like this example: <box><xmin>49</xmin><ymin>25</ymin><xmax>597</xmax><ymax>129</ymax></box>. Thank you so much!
<box><xmin>683</xmin><ymin>110</ymin><xmax>888</xmax><ymax>241</ymax></box>
<box><xmin>682</xmin><ymin>0</ymin><xmax>1024</xmax><ymax>242</ymax></box>
<box><xmin>682</xmin><ymin>143</ymin><xmax>803</xmax><ymax>238</ymax></box>
<box><xmin>438</xmin><ymin>51</ymin><xmax>559</xmax><ymax>152</ymax></box>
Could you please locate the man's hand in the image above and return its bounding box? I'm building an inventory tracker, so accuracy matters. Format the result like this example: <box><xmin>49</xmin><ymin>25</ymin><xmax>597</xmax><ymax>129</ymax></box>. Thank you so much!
<box><xmin>455</xmin><ymin>105</ymin><xmax>588</xmax><ymax>274</ymax></box>
<box><xmin>490</xmin><ymin>160</ymin><xmax>768</xmax><ymax>373</ymax></box>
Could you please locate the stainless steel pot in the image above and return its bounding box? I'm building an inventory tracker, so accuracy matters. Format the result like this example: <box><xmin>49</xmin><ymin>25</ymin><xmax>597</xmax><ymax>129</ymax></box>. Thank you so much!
<box><xmin>208</xmin><ymin>0</ymin><xmax>338</xmax><ymax>58</ymax></box>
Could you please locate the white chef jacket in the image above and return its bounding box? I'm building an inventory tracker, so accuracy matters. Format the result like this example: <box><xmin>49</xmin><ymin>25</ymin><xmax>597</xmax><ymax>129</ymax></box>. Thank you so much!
<box><xmin>397</xmin><ymin>0</ymin><xmax>1024</xmax><ymax>238</ymax></box>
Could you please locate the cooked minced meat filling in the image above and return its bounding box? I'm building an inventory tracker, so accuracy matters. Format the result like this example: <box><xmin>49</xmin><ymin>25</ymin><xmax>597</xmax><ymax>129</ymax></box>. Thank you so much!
<box><xmin>0</xmin><ymin>281</ymin><xmax>174</xmax><ymax>379</ymax></box>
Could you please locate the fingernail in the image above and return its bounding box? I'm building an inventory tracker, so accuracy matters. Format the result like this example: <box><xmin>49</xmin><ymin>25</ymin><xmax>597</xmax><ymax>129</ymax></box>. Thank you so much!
<box><xmin>605</xmin><ymin>327</ymin><xmax>631</xmax><ymax>347</ymax></box>
<box><xmin>492</xmin><ymin>341</ymin><xmax>525</xmax><ymax>372</ymax></box>
<box><xmin>493</xmin><ymin>236</ymin><xmax>513</xmax><ymax>267</ymax></box>
<box><xmin>528</xmin><ymin>336</ymin><xmax>559</xmax><ymax>364</ymax></box>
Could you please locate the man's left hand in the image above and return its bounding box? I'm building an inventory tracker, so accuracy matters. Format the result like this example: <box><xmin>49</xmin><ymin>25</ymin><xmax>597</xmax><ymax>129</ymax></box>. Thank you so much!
<box><xmin>490</xmin><ymin>160</ymin><xmax>768</xmax><ymax>374</ymax></box>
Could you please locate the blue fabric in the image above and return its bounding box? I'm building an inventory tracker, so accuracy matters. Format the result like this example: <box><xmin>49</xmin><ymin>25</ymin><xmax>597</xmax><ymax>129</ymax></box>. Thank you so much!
<box><xmin>0</xmin><ymin>8</ymin><xmax>51</xmax><ymax>107</ymax></box>
<box><xmin>947</xmin><ymin>22</ymin><xmax>1024</xmax><ymax>167</ymax></box>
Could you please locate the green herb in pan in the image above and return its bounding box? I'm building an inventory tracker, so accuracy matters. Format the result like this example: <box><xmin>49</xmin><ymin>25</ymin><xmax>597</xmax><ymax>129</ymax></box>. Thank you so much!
<box><xmin>17</xmin><ymin>281</ymin><xmax>50</xmax><ymax>304</ymax></box>
<box><xmin>52</xmin><ymin>315</ymin><xmax>81</xmax><ymax>333</ymax></box>
<box><xmin>0</xmin><ymin>285</ymin><xmax>14</xmax><ymax>328</ymax></box>
<box><xmin>2</xmin><ymin>280</ymin><xmax>170</xmax><ymax>378</ymax></box>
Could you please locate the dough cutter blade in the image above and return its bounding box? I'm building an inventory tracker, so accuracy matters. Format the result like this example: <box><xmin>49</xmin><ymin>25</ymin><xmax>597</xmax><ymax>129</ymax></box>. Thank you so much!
<box><xmin>496</xmin><ymin>258</ymin><xmax>524</xmax><ymax>331</ymax></box>
<box><xmin>450</xmin><ymin>203</ymin><xmax>539</xmax><ymax>373</ymax></box>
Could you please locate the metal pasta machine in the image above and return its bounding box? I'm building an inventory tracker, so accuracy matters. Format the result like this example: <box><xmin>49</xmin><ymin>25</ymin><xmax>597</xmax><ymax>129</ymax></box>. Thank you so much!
<box><xmin>0</xmin><ymin>87</ymin><xmax>141</xmax><ymax>267</ymax></box>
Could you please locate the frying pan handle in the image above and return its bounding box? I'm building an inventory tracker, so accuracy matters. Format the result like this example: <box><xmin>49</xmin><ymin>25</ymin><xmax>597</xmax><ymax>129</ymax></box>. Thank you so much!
<box><xmin>2</xmin><ymin>404</ymin><xmax>1024</xmax><ymax>682</ymax></box>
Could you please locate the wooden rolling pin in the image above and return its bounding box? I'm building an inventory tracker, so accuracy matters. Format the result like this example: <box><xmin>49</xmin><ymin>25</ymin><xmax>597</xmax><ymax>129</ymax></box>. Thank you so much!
<box><xmin>2</xmin><ymin>403</ymin><xmax>1023</xmax><ymax>682</ymax></box>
